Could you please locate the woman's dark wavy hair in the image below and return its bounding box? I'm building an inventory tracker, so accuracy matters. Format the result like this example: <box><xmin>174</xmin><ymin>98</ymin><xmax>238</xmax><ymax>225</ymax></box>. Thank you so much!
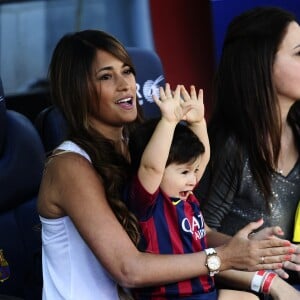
<box><xmin>49</xmin><ymin>29</ymin><xmax>143</xmax><ymax>300</ymax></box>
<box><xmin>208</xmin><ymin>6</ymin><xmax>300</xmax><ymax>206</ymax></box>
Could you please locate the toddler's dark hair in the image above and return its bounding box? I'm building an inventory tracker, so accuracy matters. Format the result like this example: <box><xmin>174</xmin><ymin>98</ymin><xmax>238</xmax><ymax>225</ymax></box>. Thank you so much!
<box><xmin>129</xmin><ymin>118</ymin><xmax>205</xmax><ymax>173</ymax></box>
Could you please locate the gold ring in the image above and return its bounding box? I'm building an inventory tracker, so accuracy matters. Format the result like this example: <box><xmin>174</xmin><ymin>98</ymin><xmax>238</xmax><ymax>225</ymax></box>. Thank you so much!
<box><xmin>260</xmin><ymin>256</ymin><xmax>265</xmax><ymax>263</ymax></box>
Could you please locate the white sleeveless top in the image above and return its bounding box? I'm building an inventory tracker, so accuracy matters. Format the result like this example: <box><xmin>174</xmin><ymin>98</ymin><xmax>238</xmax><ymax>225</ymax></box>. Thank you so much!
<box><xmin>40</xmin><ymin>141</ymin><xmax>119</xmax><ymax>300</ymax></box>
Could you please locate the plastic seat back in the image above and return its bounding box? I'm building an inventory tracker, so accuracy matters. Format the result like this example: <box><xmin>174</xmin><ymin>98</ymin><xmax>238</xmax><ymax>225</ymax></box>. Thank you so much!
<box><xmin>0</xmin><ymin>78</ymin><xmax>44</xmax><ymax>299</ymax></box>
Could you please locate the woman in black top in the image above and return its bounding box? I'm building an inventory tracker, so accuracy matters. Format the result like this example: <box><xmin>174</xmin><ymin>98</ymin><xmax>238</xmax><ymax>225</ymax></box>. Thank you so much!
<box><xmin>195</xmin><ymin>6</ymin><xmax>300</xmax><ymax>285</ymax></box>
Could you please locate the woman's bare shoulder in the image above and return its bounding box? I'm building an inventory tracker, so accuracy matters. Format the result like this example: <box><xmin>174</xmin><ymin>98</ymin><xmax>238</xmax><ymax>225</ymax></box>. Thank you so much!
<box><xmin>38</xmin><ymin>150</ymin><xmax>100</xmax><ymax>218</ymax></box>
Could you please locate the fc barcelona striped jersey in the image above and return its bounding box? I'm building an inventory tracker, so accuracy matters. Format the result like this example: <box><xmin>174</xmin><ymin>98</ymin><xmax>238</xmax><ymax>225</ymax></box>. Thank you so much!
<box><xmin>127</xmin><ymin>175</ymin><xmax>215</xmax><ymax>299</ymax></box>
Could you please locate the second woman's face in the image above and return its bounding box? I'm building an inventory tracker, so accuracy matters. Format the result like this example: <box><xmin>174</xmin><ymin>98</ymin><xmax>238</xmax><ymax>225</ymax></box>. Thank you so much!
<box><xmin>273</xmin><ymin>21</ymin><xmax>300</xmax><ymax>104</ymax></box>
<box><xmin>90</xmin><ymin>49</ymin><xmax>137</xmax><ymax>129</ymax></box>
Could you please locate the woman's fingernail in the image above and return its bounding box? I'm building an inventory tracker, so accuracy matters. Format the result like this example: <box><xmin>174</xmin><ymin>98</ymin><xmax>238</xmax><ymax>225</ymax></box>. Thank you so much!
<box><xmin>288</xmin><ymin>248</ymin><xmax>295</xmax><ymax>254</ymax></box>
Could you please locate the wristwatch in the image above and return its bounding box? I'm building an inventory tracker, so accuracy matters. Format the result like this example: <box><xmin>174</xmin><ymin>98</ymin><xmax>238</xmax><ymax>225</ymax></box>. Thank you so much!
<box><xmin>204</xmin><ymin>248</ymin><xmax>221</xmax><ymax>276</ymax></box>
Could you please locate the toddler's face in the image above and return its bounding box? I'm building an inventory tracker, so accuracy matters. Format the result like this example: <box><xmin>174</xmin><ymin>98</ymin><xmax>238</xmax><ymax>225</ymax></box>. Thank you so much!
<box><xmin>160</xmin><ymin>157</ymin><xmax>201</xmax><ymax>201</ymax></box>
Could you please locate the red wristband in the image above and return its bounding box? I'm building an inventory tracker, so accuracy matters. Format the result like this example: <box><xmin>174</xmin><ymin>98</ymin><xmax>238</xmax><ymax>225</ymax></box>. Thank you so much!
<box><xmin>261</xmin><ymin>272</ymin><xmax>277</xmax><ymax>294</ymax></box>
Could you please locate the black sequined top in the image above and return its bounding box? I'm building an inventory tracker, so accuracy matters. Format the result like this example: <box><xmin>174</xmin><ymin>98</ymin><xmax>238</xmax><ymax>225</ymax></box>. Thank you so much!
<box><xmin>196</xmin><ymin>141</ymin><xmax>300</xmax><ymax>241</ymax></box>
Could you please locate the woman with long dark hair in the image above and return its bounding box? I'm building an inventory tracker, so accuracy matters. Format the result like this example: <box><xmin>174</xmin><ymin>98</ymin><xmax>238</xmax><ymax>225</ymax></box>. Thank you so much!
<box><xmin>196</xmin><ymin>6</ymin><xmax>300</xmax><ymax>286</ymax></box>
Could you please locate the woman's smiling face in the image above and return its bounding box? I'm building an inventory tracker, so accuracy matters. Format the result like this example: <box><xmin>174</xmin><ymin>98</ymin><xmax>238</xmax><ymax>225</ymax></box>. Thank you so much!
<box><xmin>89</xmin><ymin>49</ymin><xmax>137</xmax><ymax>131</ymax></box>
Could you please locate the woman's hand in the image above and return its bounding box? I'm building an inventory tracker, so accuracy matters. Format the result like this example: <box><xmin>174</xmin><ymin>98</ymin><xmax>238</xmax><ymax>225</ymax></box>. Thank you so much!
<box><xmin>249</xmin><ymin>225</ymin><xmax>300</xmax><ymax>277</ymax></box>
<box><xmin>218</xmin><ymin>219</ymin><xmax>294</xmax><ymax>272</ymax></box>
<box><xmin>280</xmin><ymin>244</ymin><xmax>300</xmax><ymax>277</ymax></box>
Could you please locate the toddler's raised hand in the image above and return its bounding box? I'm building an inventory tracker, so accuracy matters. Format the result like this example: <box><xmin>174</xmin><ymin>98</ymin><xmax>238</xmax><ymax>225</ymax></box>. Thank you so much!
<box><xmin>153</xmin><ymin>83</ymin><xmax>192</xmax><ymax>124</ymax></box>
<box><xmin>180</xmin><ymin>85</ymin><xmax>204</xmax><ymax>125</ymax></box>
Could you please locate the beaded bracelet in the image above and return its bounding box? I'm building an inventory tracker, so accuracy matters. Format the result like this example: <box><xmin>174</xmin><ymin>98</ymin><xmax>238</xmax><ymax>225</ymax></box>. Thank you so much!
<box><xmin>250</xmin><ymin>270</ymin><xmax>267</xmax><ymax>292</ymax></box>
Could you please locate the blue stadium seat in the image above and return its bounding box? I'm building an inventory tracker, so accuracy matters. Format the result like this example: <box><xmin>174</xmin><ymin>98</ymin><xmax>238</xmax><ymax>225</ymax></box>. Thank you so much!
<box><xmin>0</xmin><ymin>78</ymin><xmax>44</xmax><ymax>299</ymax></box>
<box><xmin>35</xmin><ymin>47</ymin><xmax>165</xmax><ymax>154</ymax></box>
<box><xmin>128</xmin><ymin>47</ymin><xmax>165</xmax><ymax>118</ymax></box>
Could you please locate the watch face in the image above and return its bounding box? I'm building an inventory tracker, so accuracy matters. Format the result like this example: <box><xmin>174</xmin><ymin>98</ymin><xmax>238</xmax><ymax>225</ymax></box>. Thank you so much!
<box><xmin>207</xmin><ymin>255</ymin><xmax>221</xmax><ymax>271</ymax></box>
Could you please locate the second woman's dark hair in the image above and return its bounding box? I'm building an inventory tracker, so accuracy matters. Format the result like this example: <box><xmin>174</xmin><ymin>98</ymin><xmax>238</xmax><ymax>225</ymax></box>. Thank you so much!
<box><xmin>208</xmin><ymin>6</ymin><xmax>299</xmax><ymax>206</ymax></box>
